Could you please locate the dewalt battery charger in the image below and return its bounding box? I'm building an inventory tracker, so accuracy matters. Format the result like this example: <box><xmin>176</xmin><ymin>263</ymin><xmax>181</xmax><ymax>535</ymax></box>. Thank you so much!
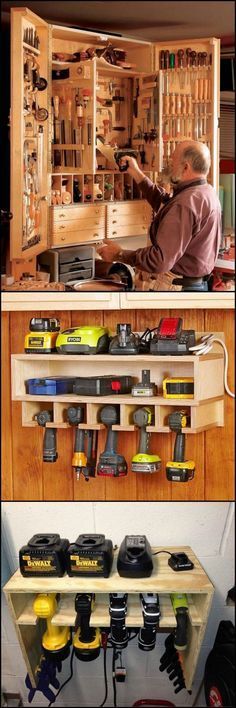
<box><xmin>66</xmin><ymin>534</ymin><xmax>114</xmax><ymax>577</ymax></box>
<box><xmin>19</xmin><ymin>534</ymin><xmax>69</xmax><ymax>577</ymax></box>
<box><xmin>24</xmin><ymin>318</ymin><xmax>60</xmax><ymax>353</ymax></box>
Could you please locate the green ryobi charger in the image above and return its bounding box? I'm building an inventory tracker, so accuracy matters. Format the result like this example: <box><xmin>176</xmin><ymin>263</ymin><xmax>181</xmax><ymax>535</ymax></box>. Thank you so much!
<box><xmin>56</xmin><ymin>326</ymin><xmax>110</xmax><ymax>354</ymax></box>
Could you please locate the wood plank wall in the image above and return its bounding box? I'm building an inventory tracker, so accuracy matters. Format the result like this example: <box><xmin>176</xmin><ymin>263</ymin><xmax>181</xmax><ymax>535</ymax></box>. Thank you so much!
<box><xmin>1</xmin><ymin>308</ymin><xmax>234</xmax><ymax>501</ymax></box>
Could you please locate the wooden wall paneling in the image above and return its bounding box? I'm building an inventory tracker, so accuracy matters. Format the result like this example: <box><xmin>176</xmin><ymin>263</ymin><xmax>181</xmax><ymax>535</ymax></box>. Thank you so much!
<box><xmin>41</xmin><ymin>310</ymin><xmax>74</xmax><ymax>500</ymax></box>
<box><xmin>71</xmin><ymin>309</ymin><xmax>106</xmax><ymax>500</ymax></box>
<box><xmin>170</xmin><ymin>309</ymin><xmax>205</xmax><ymax>501</ymax></box>
<box><xmin>103</xmin><ymin>310</ymin><xmax>138</xmax><ymax>500</ymax></box>
<box><xmin>10</xmin><ymin>311</ymin><xmax>43</xmax><ymax>500</ymax></box>
<box><xmin>1</xmin><ymin>313</ymin><xmax>13</xmax><ymax>500</ymax></box>
<box><xmin>204</xmin><ymin>309</ymin><xmax>234</xmax><ymax>500</ymax></box>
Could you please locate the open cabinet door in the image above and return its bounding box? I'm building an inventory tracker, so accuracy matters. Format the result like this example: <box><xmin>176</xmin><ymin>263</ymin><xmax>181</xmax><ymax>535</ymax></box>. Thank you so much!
<box><xmin>152</xmin><ymin>38</ymin><xmax>220</xmax><ymax>192</ymax></box>
<box><xmin>10</xmin><ymin>7</ymin><xmax>50</xmax><ymax>261</ymax></box>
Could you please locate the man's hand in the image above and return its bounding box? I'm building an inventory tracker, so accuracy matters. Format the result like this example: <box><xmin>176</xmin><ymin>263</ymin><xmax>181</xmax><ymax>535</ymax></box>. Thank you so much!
<box><xmin>119</xmin><ymin>156</ymin><xmax>145</xmax><ymax>184</ymax></box>
<box><xmin>96</xmin><ymin>240</ymin><xmax>123</xmax><ymax>263</ymax></box>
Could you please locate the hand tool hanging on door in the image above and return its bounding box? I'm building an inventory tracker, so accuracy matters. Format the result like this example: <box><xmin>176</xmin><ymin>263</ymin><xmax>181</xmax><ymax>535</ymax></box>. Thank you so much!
<box><xmin>138</xmin><ymin>594</ymin><xmax>160</xmax><ymax>651</ymax></box>
<box><xmin>75</xmin><ymin>91</ymin><xmax>84</xmax><ymax>168</ymax></box>
<box><xmin>66</xmin><ymin>405</ymin><xmax>98</xmax><ymax>481</ymax></box>
<box><xmin>131</xmin><ymin>407</ymin><xmax>161</xmax><ymax>473</ymax></box>
<box><xmin>159</xmin><ymin>633</ymin><xmax>186</xmax><ymax>694</ymax></box>
<box><xmin>133</xmin><ymin>78</ymin><xmax>139</xmax><ymax>117</ymax></box>
<box><xmin>170</xmin><ymin>594</ymin><xmax>189</xmax><ymax>651</ymax></box>
<box><xmin>35</xmin><ymin>410</ymin><xmax>58</xmax><ymax>463</ymax></box>
<box><xmin>73</xmin><ymin>593</ymin><xmax>101</xmax><ymax>661</ymax></box>
<box><xmin>166</xmin><ymin>410</ymin><xmax>195</xmax><ymax>482</ymax></box>
<box><xmin>113</xmin><ymin>88</ymin><xmax>124</xmax><ymax>122</ymax></box>
<box><xmin>64</xmin><ymin>97</ymin><xmax>73</xmax><ymax>167</ymax></box>
<box><xmin>33</xmin><ymin>593</ymin><xmax>71</xmax><ymax>662</ymax></box>
<box><xmin>97</xmin><ymin>405</ymin><xmax>127</xmax><ymax>477</ymax></box>
<box><xmin>53</xmin><ymin>95</ymin><xmax>62</xmax><ymax>167</ymax></box>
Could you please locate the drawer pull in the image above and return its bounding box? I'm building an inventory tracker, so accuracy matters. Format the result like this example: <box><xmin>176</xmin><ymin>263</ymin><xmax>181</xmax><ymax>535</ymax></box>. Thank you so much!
<box><xmin>112</xmin><ymin>231</ymin><xmax>117</xmax><ymax>235</ymax></box>
<box><xmin>112</xmin><ymin>209</ymin><xmax>117</xmax><ymax>213</ymax></box>
<box><xmin>95</xmin><ymin>221</ymin><xmax>100</xmax><ymax>225</ymax></box>
<box><xmin>61</xmin><ymin>236</ymin><xmax>66</xmax><ymax>241</ymax></box>
<box><xmin>59</xmin><ymin>213</ymin><xmax>66</xmax><ymax>218</ymax></box>
<box><xmin>59</xmin><ymin>225</ymin><xmax>66</xmax><ymax>230</ymax></box>
<box><xmin>112</xmin><ymin>220</ymin><xmax>117</xmax><ymax>224</ymax></box>
<box><xmin>95</xmin><ymin>209</ymin><xmax>99</xmax><ymax>214</ymax></box>
<box><xmin>93</xmin><ymin>233</ymin><xmax>99</xmax><ymax>238</ymax></box>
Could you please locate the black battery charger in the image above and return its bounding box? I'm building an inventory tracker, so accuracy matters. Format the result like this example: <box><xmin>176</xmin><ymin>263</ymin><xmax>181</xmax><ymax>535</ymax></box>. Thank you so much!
<box><xmin>168</xmin><ymin>552</ymin><xmax>194</xmax><ymax>572</ymax></box>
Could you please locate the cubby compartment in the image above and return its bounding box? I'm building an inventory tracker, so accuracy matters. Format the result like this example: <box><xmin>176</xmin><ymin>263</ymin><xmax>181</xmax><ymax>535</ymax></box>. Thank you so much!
<box><xmin>4</xmin><ymin>546</ymin><xmax>214</xmax><ymax>691</ymax></box>
<box><xmin>22</xmin><ymin>401</ymin><xmax>55</xmax><ymax>427</ymax></box>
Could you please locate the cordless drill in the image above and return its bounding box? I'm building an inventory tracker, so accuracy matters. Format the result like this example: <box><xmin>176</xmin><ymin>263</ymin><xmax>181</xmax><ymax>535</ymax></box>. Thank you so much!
<box><xmin>166</xmin><ymin>410</ymin><xmax>195</xmax><ymax>482</ymax></box>
<box><xmin>73</xmin><ymin>593</ymin><xmax>101</xmax><ymax>661</ymax></box>
<box><xmin>132</xmin><ymin>407</ymin><xmax>161</xmax><ymax>473</ymax></box>
<box><xmin>171</xmin><ymin>593</ymin><xmax>189</xmax><ymax>651</ymax></box>
<box><xmin>35</xmin><ymin>410</ymin><xmax>58</xmax><ymax>463</ymax></box>
<box><xmin>97</xmin><ymin>405</ymin><xmax>127</xmax><ymax>477</ymax></box>
<box><xmin>33</xmin><ymin>594</ymin><xmax>71</xmax><ymax>662</ymax></box>
<box><xmin>67</xmin><ymin>406</ymin><xmax>97</xmax><ymax>481</ymax></box>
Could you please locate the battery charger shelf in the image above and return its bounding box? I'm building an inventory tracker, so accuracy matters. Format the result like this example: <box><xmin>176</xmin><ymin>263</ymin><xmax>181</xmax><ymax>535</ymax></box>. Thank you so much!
<box><xmin>11</xmin><ymin>344</ymin><xmax>225</xmax><ymax>434</ymax></box>
<box><xmin>3</xmin><ymin>546</ymin><xmax>214</xmax><ymax>692</ymax></box>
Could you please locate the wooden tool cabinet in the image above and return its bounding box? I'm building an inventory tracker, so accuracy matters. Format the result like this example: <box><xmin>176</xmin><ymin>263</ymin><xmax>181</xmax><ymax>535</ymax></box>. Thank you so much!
<box><xmin>10</xmin><ymin>7</ymin><xmax>220</xmax><ymax>265</ymax></box>
<box><xmin>3</xmin><ymin>546</ymin><xmax>214</xmax><ymax>692</ymax></box>
<box><xmin>11</xmin><ymin>334</ymin><xmax>224</xmax><ymax>440</ymax></box>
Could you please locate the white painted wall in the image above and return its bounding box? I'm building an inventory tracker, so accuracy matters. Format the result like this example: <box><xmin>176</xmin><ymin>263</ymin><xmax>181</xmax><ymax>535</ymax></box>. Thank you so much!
<box><xmin>2</xmin><ymin>502</ymin><xmax>235</xmax><ymax>708</ymax></box>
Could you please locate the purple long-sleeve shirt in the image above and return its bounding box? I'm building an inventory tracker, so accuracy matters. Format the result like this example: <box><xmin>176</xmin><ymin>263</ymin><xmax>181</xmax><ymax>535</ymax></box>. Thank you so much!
<box><xmin>121</xmin><ymin>177</ymin><xmax>222</xmax><ymax>277</ymax></box>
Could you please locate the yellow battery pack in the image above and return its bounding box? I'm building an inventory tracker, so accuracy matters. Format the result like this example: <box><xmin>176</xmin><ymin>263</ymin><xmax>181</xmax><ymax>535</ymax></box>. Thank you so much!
<box><xmin>24</xmin><ymin>317</ymin><xmax>60</xmax><ymax>353</ymax></box>
<box><xmin>163</xmin><ymin>377</ymin><xmax>194</xmax><ymax>399</ymax></box>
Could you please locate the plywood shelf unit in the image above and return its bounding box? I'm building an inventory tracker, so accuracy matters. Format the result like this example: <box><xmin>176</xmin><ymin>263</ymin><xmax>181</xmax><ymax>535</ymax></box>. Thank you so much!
<box><xmin>3</xmin><ymin>547</ymin><xmax>214</xmax><ymax>692</ymax></box>
<box><xmin>11</xmin><ymin>338</ymin><xmax>224</xmax><ymax>434</ymax></box>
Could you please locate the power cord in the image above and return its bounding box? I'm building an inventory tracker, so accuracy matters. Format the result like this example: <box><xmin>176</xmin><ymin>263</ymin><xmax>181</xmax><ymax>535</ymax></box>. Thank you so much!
<box><xmin>189</xmin><ymin>335</ymin><xmax>235</xmax><ymax>398</ymax></box>
<box><xmin>100</xmin><ymin>646</ymin><xmax>108</xmax><ymax>708</ymax></box>
<box><xmin>48</xmin><ymin>647</ymin><xmax>75</xmax><ymax>707</ymax></box>
<box><xmin>152</xmin><ymin>550</ymin><xmax>172</xmax><ymax>557</ymax></box>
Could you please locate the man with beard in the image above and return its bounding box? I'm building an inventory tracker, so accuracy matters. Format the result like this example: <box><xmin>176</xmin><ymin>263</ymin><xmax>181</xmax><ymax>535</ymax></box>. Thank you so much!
<box><xmin>96</xmin><ymin>141</ymin><xmax>222</xmax><ymax>291</ymax></box>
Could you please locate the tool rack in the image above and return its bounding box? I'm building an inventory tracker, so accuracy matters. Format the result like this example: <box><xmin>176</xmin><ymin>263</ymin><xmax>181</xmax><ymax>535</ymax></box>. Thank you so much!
<box><xmin>10</xmin><ymin>6</ymin><xmax>220</xmax><ymax>266</ymax></box>
<box><xmin>11</xmin><ymin>333</ymin><xmax>224</xmax><ymax>439</ymax></box>
<box><xmin>3</xmin><ymin>546</ymin><xmax>214</xmax><ymax>691</ymax></box>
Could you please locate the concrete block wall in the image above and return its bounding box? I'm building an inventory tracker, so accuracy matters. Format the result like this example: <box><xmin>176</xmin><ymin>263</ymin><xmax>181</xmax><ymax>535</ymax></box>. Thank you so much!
<box><xmin>1</xmin><ymin>502</ymin><xmax>235</xmax><ymax>707</ymax></box>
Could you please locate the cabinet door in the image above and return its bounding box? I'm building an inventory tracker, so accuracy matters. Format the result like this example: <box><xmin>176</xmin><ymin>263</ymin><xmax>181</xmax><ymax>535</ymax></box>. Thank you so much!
<box><xmin>152</xmin><ymin>38</ymin><xmax>220</xmax><ymax>192</ymax></box>
<box><xmin>10</xmin><ymin>8</ymin><xmax>50</xmax><ymax>259</ymax></box>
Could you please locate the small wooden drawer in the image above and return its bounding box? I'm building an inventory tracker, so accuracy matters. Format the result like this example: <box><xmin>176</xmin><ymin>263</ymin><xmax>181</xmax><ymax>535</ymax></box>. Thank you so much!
<box><xmin>51</xmin><ymin>205</ymin><xmax>106</xmax><ymax>222</ymax></box>
<box><xmin>107</xmin><ymin>213</ymin><xmax>149</xmax><ymax>227</ymax></box>
<box><xmin>106</xmin><ymin>201</ymin><xmax>146</xmax><ymax>217</ymax></box>
<box><xmin>51</xmin><ymin>228</ymin><xmax>104</xmax><ymax>247</ymax></box>
<box><xmin>52</xmin><ymin>217</ymin><xmax>105</xmax><ymax>235</ymax></box>
<box><xmin>106</xmin><ymin>224</ymin><xmax>149</xmax><ymax>239</ymax></box>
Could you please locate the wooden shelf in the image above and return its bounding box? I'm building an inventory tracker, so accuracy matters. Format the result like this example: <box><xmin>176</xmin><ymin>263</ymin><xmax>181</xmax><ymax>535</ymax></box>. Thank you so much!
<box><xmin>2</xmin><ymin>293</ymin><xmax>234</xmax><ymax>312</ymax></box>
<box><xmin>3</xmin><ymin>547</ymin><xmax>213</xmax><ymax>595</ymax></box>
<box><xmin>11</xmin><ymin>341</ymin><xmax>225</xmax><ymax>433</ymax></box>
<box><xmin>3</xmin><ymin>546</ymin><xmax>214</xmax><ymax>692</ymax></box>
